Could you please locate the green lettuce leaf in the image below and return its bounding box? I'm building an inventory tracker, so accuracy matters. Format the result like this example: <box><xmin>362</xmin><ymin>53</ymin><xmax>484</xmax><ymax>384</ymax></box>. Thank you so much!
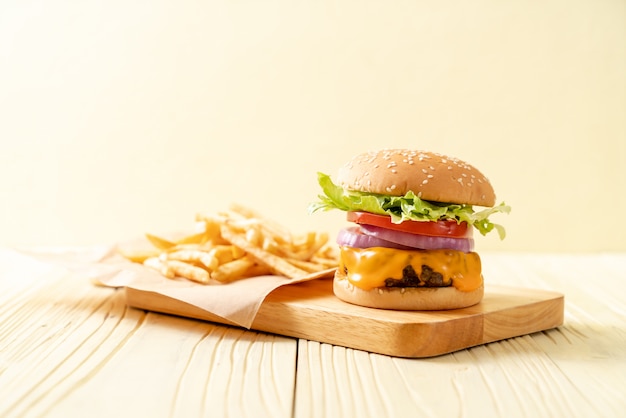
<box><xmin>308</xmin><ymin>172</ymin><xmax>511</xmax><ymax>239</ymax></box>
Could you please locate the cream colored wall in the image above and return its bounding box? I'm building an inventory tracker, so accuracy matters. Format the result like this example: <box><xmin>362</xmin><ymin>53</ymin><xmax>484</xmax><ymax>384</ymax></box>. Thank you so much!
<box><xmin>1</xmin><ymin>1</ymin><xmax>624</xmax><ymax>252</ymax></box>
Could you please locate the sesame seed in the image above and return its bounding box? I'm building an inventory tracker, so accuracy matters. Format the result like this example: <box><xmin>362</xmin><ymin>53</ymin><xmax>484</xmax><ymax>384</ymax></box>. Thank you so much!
<box><xmin>422</xmin><ymin>179</ymin><xmax>429</xmax><ymax>185</ymax></box>
<box><xmin>427</xmin><ymin>174</ymin><xmax>433</xmax><ymax>179</ymax></box>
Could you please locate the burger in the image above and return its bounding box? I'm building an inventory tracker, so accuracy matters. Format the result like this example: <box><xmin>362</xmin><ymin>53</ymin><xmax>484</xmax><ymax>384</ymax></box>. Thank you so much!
<box><xmin>309</xmin><ymin>149</ymin><xmax>510</xmax><ymax>310</ymax></box>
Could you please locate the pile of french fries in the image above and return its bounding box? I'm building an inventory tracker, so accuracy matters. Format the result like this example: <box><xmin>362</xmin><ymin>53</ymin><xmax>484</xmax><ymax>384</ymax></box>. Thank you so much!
<box><xmin>120</xmin><ymin>204</ymin><xmax>338</xmax><ymax>284</ymax></box>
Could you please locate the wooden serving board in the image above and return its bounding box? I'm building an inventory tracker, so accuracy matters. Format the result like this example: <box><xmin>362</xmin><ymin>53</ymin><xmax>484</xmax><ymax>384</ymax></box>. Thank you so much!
<box><xmin>125</xmin><ymin>279</ymin><xmax>564</xmax><ymax>358</ymax></box>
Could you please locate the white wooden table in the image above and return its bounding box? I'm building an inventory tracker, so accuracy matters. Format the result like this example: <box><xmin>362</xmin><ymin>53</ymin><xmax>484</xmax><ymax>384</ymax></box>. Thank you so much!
<box><xmin>1</xmin><ymin>249</ymin><xmax>625</xmax><ymax>418</ymax></box>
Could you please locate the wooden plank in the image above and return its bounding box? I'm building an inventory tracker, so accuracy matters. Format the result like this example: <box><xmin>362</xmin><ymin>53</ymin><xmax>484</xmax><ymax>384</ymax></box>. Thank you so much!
<box><xmin>0</xmin><ymin>262</ymin><xmax>297</xmax><ymax>418</ymax></box>
<box><xmin>292</xmin><ymin>254</ymin><xmax>626</xmax><ymax>418</ymax></box>
<box><xmin>125</xmin><ymin>279</ymin><xmax>564</xmax><ymax>358</ymax></box>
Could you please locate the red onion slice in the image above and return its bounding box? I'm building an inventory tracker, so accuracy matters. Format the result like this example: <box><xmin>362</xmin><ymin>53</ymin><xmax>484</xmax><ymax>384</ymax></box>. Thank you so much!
<box><xmin>359</xmin><ymin>224</ymin><xmax>474</xmax><ymax>252</ymax></box>
<box><xmin>336</xmin><ymin>227</ymin><xmax>415</xmax><ymax>250</ymax></box>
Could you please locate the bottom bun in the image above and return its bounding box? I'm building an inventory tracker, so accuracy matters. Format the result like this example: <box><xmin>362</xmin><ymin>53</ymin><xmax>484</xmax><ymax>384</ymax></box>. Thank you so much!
<box><xmin>333</xmin><ymin>269</ymin><xmax>484</xmax><ymax>311</ymax></box>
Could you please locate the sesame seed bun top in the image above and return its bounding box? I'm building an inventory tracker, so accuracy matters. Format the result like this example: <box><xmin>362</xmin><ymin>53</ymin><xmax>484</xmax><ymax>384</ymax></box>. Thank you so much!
<box><xmin>336</xmin><ymin>149</ymin><xmax>496</xmax><ymax>207</ymax></box>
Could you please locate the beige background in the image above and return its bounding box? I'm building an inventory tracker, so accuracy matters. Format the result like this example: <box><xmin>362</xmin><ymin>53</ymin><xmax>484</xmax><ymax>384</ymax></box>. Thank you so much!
<box><xmin>1</xmin><ymin>0</ymin><xmax>624</xmax><ymax>252</ymax></box>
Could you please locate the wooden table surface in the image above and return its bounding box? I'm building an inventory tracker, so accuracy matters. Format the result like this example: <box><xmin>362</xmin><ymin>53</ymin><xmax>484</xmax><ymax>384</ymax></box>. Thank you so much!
<box><xmin>1</xmin><ymin>248</ymin><xmax>625</xmax><ymax>418</ymax></box>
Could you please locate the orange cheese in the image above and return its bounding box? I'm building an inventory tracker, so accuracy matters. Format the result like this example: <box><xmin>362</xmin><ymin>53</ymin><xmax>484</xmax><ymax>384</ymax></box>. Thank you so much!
<box><xmin>338</xmin><ymin>246</ymin><xmax>482</xmax><ymax>292</ymax></box>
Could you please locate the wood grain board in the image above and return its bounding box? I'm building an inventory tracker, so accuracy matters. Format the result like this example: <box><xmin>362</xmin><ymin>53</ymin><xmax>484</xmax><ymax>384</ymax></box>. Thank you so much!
<box><xmin>124</xmin><ymin>279</ymin><xmax>564</xmax><ymax>358</ymax></box>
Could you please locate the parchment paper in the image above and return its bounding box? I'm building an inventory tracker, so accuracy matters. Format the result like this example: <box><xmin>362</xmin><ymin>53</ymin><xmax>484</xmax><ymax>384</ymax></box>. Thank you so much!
<box><xmin>14</xmin><ymin>245</ymin><xmax>335</xmax><ymax>329</ymax></box>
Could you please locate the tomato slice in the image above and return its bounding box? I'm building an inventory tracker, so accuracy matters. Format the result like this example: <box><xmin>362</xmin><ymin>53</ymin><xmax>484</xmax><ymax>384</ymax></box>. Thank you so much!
<box><xmin>346</xmin><ymin>211</ymin><xmax>471</xmax><ymax>238</ymax></box>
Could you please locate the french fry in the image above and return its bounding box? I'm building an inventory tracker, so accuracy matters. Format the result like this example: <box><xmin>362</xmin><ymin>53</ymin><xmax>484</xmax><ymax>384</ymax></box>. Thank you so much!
<box><xmin>166</xmin><ymin>249</ymin><xmax>219</xmax><ymax>271</ymax></box>
<box><xmin>242</xmin><ymin>263</ymin><xmax>272</xmax><ymax>277</ymax></box>
<box><xmin>195</xmin><ymin>214</ymin><xmax>231</xmax><ymax>245</ymax></box>
<box><xmin>220</xmin><ymin>225</ymin><xmax>310</xmax><ymax>279</ymax></box>
<box><xmin>176</xmin><ymin>231</ymin><xmax>209</xmax><ymax>245</ymax></box>
<box><xmin>245</xmin><ymin>226</ymin><xmax>263</xmax><ymax>247</ymax></box>
<box><xmin>210</xmin><ymin>256</ymin><xmax>255</xmax><ymax>283</ymax></box>
<box><xmin>164</xmin><ymin>259</ymin><xmax>210</xmax><ymax>284</ymax></box>
<box><xmin>231</xmin><ymin>245</ymin><xmax>246</xmax><ymax>259</ymax></box>
<box><xmin>311</xmin><ymin>255</ymin><xmax>340</xmax><ymax>268</ymax></box>
<box><xmin>117</xmin><ymin>248</ymin><xmax>160</xmax><ymax>264</ymax></box>
<box><xmin>285</xmin><ymin>258</ymin><xmax>331</xmax><ymax>273</ymax></box>
<box><xmin>145</xmin><ymin>233</ymin><xmax>176</xmax><ymax>251</ymax></box>
<box><xmin>282</xmin><ymin>232</ymin><xmax>329</xmax><ymax>261</ymax></box>
<box><xmin>165</xmin><ymin>243</ymin><xmax>215</xmax><ymax>253</ymax></box>
<box><xmin>123</xmin><ymin>204</ymin><xmax>339</xmax><ymax>284</ymax></box>
<box><xmin>227</xmin><ymin>203</ymin><xmax>291</xmax><ymax>244</ymax></box>
<box><xmin>207</xmin><ymin>245</ymin><xmax>239</xmax><ymax>265</ymax></box>
<box><xmin>143</xmin><ymin>257</ymin><xmax>176</xmax><ymax>279</ymax></box>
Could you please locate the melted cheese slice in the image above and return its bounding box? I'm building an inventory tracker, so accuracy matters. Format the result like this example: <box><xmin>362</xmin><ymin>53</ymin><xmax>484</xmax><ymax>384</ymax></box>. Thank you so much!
<box><xmin>339</xmin><ymin>246</ymin><xmax>482</xmax><ymax>292</ymax></box>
